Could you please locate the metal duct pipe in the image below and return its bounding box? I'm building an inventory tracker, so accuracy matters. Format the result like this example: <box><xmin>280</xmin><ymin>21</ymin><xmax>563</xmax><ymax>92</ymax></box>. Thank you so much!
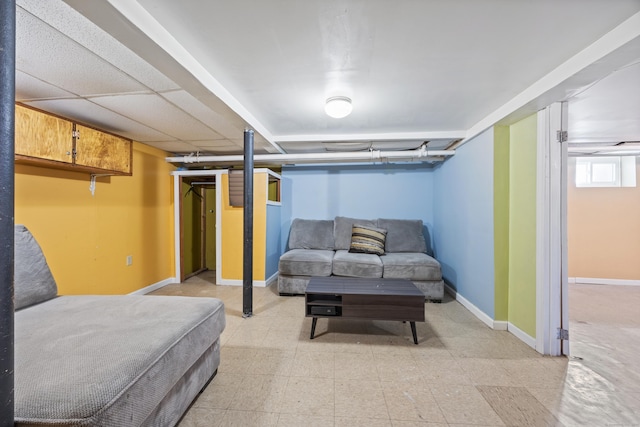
<box><xmin>0</xmin><ymin>0</ymin><xmax>15</xmax><ymax>423</ymax></box>
<box><xmin>243</xmin><ymin>129</ymin><xmax>253</xmax><ymax>318</ymax></box>
<box><xmin>166</xmin><ymin>146</ymin><xmax>455</xmax><ymax>166</ymax></box>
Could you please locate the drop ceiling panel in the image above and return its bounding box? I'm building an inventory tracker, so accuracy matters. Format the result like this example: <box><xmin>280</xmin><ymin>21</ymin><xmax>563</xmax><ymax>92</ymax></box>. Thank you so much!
<box><xmin>189</xmin><ymin>139</ymin><xmax>235</xmax><ymax>148</ymax></box>
<box><xmin>89</xmin><ymin>93</ymin><xmax>223</xmax><ymax>140</ymax></box>
<box><xmin>159</xmin><ymin>90</ymin><xmax>243</xmax><ymax>140</ymax></box>
<box><xmin>16</xmin><ymin>7</ymin><xmax>149</xmax><ymax>97</ymax></box>
<box><xmin>18</xmin><ymin>0</ymin><xmax>179</xmax><ymax>92</ymax></box>
<box><xmin>16</xmin><ymin>71</ymin><xmax>75</xmax><ymax>101</ymax></box>
<box><xmin>24</xmin><ymin>98</ymin><xmax>174</xmax><ymax>142</ymax></box>
<box><xmin>144</xmin><ymin>141</ymin><xmax>201</xmax><ymax>154</ymax></box>
<box><xmin>188</xmin><ymin>137</ymin><xmax>279</xmax><ymax>156</ymax></box>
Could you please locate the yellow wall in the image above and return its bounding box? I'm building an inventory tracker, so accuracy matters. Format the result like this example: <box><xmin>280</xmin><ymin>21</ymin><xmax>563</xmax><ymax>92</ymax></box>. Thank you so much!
<box><xmin>567</xmin><ymin>157</ymin><xmax>640</xmax><ymax>280</ymax></box>
<box><xmin>220</xmin><ymin>172</ymin><xmax>267</xmax><ymax>281</ymax></box>
<box><xmin>507</xmin><ymin>115</ymin><xmax>538</xmax><ymax>337</ymax></box>
<box><xmin>15</xmin><ymin>142</ymin><xmax>175</xmax><ymax>295</ymax></box>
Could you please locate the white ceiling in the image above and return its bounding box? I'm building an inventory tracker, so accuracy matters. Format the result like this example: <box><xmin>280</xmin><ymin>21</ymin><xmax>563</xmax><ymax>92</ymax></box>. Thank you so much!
<box><xmin>13</xmin><ymin>0</ymin><xmax>640</xmax><ymax>159</ymax></box>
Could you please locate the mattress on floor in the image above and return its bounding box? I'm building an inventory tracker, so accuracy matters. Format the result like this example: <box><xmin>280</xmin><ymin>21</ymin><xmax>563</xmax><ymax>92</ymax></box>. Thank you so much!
<box><xmin>15</xmin><ymin>295</ymin><xmax>225</xmax><ymax>427</ymax></box>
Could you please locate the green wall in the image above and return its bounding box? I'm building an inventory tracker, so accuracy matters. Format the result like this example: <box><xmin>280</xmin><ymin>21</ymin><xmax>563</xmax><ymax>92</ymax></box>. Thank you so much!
<box><xmin>493</xmin><ymin>126</ymin><xmax>510</xmax><ymax>321</ymax></box>
<box><xmin>508</xmin><ymin>114</ymin><xmax>538</xmax><ymax>337</ymax></box>
<box><xmin>492</xmin><ymin>116</ymin><xmax>538</xmax><ymax>336</ymax></box>
<box><xmin>182</xmin><ymin>181</ymin><xmax>203</xmax><ymax>276</ymax></box>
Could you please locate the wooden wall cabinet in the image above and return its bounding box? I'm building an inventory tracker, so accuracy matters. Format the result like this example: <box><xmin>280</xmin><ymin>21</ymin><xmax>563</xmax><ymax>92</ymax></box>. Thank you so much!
<box><xmin>15</xmin><ymin>104</ymin><xmax>132</xmax><ymax>175</ymax></box>
<box><xmin>15</xmin><ymin>104</ymin><xmax>74</xmax><ymax>163</ymax></box>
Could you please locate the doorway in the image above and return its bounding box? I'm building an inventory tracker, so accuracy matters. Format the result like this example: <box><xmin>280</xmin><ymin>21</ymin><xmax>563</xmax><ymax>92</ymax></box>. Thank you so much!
<box><xmin>180</xmin><ymin>177</ymin><xmax>216</xmax><ymax>281</ymax></box>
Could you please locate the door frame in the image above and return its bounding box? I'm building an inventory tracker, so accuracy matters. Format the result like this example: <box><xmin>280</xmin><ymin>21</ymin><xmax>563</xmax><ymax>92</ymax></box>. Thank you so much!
<box><xmin>172</xmin><ymin>170</ymin><xmax>223</xmax><ymax>284</ymax></box>
<box><xmin>536</xmin><ymin>102</ymin><xmax>570</xmax><ymax>356</ymax></box>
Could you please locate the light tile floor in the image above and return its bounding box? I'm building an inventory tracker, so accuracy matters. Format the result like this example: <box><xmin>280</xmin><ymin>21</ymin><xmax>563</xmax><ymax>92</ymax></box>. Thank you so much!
<box><xmin>150</xmin><ymin>273</ymin><xmax>640</xmax><ymax>426</ymax></box>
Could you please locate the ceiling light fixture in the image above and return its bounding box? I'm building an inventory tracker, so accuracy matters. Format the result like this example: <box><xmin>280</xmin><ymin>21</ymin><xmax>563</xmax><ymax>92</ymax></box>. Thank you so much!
<box><xmin>325</xmin><ymin>96</ymin><xmax>353</xmax><ymax>118</ymax></box>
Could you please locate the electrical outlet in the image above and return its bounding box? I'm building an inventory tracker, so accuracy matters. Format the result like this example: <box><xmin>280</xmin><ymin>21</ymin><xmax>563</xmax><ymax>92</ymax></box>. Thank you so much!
<box><xmin>126</xmin><ymin>255</ymin><xmax>133</xmax><ymax>266</ymax></box>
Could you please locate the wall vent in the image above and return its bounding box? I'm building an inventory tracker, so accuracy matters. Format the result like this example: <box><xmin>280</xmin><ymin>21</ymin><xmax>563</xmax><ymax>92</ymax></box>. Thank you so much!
<box><xmin>228</xmin><ymin>169</ymin><xmax>244</xmax><ymax>207</ymax></box>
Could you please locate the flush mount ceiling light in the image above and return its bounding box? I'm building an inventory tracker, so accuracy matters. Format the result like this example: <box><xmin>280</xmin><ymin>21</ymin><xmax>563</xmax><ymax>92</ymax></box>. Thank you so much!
<box><xmin>325</xmin><ymin>96</ymin><xmax>352</xmax><ymax>118</ymax></box>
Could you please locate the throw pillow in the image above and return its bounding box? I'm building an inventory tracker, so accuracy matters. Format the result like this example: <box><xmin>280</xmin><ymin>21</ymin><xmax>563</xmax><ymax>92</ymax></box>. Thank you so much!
<box><xmin>349</xmin><ymin>224</ymin><xmax>387</xmax><ymax>256</ymax></box>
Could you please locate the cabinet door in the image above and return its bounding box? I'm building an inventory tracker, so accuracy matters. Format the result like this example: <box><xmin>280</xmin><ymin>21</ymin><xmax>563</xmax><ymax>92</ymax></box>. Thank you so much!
<box><xmin>15</xmin><ymin>104</ymin><xmax>73</xmax><ymax>163</ymax></box>
<box><xmin>75</xmin><ymin>124</ymin><xmax>132</xmax><ymax>174</ymax></box>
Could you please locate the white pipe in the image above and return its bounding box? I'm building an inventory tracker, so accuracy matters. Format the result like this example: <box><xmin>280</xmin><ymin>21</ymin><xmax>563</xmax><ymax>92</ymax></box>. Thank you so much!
<box><xmin>166</xmin><ymin>146</ymin><xmax>455</xmax><ymax>165</ymax></box>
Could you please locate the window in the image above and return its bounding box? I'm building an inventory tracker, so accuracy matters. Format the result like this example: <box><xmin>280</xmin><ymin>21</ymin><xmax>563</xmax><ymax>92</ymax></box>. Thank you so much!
<box><xmin>575</xmin><ymin>156</ymin><xmax>636</xmax><ymax>188</ymax></box>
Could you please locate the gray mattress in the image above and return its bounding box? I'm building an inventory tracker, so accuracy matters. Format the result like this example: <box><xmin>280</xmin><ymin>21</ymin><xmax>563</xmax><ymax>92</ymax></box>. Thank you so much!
<box><xmin>15</xmin><ymin>295</ymin><xmax>225</xmax><ymax>426</ymax></box>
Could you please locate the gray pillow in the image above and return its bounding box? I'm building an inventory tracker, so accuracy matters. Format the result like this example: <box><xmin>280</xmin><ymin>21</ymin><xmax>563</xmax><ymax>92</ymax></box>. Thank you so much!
<box><xmin>377</xmin><ymin>219</ymin><xmax>427</xmax><ymax>253</ymax></box>
<box><xmin>14</xmin><ymin>225</ymin><xmax>58</xmax><ymax>310</ymax></box>
<box><xmin>333</xmin><ymin>216</ymin><xmax>377</xmax><ymax>250</ymax></box>
<box><xmin>288</xmin><ymin>219</ymin><xmax>335</xmax><ymax>250</ymax></box>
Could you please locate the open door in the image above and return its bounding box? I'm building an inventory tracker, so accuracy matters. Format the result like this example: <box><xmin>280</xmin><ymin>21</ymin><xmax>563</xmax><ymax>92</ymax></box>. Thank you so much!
<box><xmin>181</xmin><ymin>177</ymin><xmax>205</xmax><ymax>280</ymax></box>
<box><xmin>536</xmin><ymin>102</ymin><xmax>570</xmax><ymax>356</ymax></box>
<box><xmin>204</xmin><ymin>186</ymin><xmax>216</xmax><ymax>272</ymax></box>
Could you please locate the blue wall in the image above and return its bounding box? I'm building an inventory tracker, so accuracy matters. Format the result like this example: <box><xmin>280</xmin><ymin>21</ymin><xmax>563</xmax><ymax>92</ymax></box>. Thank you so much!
<box><xmin>280</xmin><ymin>163</ymin><xmax>436</xmax><ymax>251</ymax></box>
<box><xmin>265</xmin><ymin>204</ymin><xmax>281</xmax><ymax>279</ymax></box>
<box><xmin>433</xmin><ymin>129</ymin><xmax>496</xmax><ymax>318</ymax></box>
<box><xmin>277</xmin><ymin>144</ymin><xmax>497</xmax><ymax>319</ymax></box>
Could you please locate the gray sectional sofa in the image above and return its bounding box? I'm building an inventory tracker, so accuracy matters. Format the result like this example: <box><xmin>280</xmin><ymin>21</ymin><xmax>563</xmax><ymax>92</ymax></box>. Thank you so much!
<box><xmin>14</xmin><ymin>225</ymin><xmax>226</xmax><ymax>427</ymax></box>
<box><xmin>278</xmin><ymin>217</ymin><xmax>444</xmax><ymax>301</ymax></box>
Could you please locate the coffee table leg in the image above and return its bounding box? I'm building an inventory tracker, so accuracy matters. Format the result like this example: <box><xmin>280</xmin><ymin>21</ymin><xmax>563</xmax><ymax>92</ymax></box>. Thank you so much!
<box><xmin>310</xmin><ymin>317</ymin><xmax>318</xmax><ymax>339</ymax></box>
<box><xmin>410</xmin><ymin>321</ymin><xmax>418</xmax><ymax>345</ymax></box>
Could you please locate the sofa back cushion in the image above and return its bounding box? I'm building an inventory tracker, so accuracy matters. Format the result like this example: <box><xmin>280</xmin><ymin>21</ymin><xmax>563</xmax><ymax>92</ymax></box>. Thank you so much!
<box><xmin>288</xmin><ymin>219</ymin><xmax>335</xmax><ymax>250</ymax></box>
<box><xmin>14</xmin><ymin>225</ymin><xmax>58</xmax><ymax>310</ymax></box>
<box><xmin>333</xmin><ymin>216</ymin><xmax>378</xmax><ymax>250</ymax></box>
<box><xmin>377</xmin><ymin>219</ymin><xmax>427</xmax><ymax>253</ymax></box>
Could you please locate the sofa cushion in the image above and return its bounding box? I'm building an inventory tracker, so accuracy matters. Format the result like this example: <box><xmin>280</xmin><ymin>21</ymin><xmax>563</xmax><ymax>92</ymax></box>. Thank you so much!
<box><xmin>278</xmin><ymin>249</ymin><xmax>334</xmax><ymax>276</ymax></box>
<box><xmin>334</xmin><ymin>216</ymin><xmax>377</xmax><ymax>250</ymax></box>
<box><xmin>288</xmin><ymin>218</ymin><xmax>335</xmax><ymax>250</ymax></box>
<box><xmin>349</xmin><ymin>224</ymin><xmax>387</xmax><ymax>256</ymax></box>
<box><xmin>14</xmin><ymin>225</ymin><xmax>58</xmax><ymax>310</ymax></box>
<box><xmin>381</xmin><ymin>252</ymin><xmax>442</xmax><ymax>281</ymax></box>
<box><xmin>15</xmin><ymin>295</ymin><xmax>225</xmax><ymax>426</ymax></box>
<box><xmin>377</xmin><ymin>219</ymin><xmax>427</xmax><ymax>253</ymax></box>
<box><xmin>333</xmin><ymin>250</ymin><xmax>383</xmax><ymax>278</ymax></box>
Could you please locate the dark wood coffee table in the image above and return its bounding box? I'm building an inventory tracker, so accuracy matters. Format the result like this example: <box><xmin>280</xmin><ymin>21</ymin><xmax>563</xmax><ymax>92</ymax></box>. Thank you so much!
<box><xmin>305</xmin><ymin>276</ymin><xmax>425</xmax><ymax>344</ymax></box>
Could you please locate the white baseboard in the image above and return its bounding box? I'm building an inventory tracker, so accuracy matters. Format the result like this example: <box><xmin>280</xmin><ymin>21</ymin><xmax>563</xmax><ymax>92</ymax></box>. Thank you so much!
<box><xmin>507</xmin><ymin>322</ymin><xmax>536</xmax><ymax>349</ymax></box>
<box><xmin>265</xmin><ymin>272</ymin><xmax>278</xmax><ymax>287</ymax></box>
<box><xmin>444</xmin><ymin>283</ymin><xmax>535</xmax><ymax>349</ymax></box>
<box><xmin>219</xmin><ymin>278</ymin><xmax>269</xmax><ymax>287</ymax></box>
<box><xmin>493</xmin><ymin>321</ymin><xmax>508</xmax><ymax>331</ymax></box>
<box><xmin>570</xmin><ymin>277</ymin><xmax>640</xmax><ymax>287</ymax></box>
<box><xmin>444</xmin><ymin>283</ymin><xmax>495</xmax><ymax>329</ymax></box>
<box><xmin>129</xmin><ymin>277</ymin><xmax>179</xmax><ymax>295</ymax></box>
